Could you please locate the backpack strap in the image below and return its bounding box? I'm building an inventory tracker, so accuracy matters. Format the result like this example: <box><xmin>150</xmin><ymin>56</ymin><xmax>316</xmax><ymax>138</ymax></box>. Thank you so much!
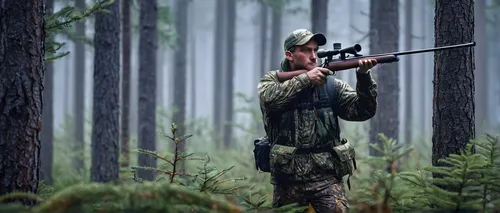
<box><xmin>325</xmin><ymin>76</ymin><xmax>339</xmax><ymax>113</ymax></box>
<box><xmin>325</xmin><ymin>76</ymin><xmax>356</xmax><ymax>190</ymax></box>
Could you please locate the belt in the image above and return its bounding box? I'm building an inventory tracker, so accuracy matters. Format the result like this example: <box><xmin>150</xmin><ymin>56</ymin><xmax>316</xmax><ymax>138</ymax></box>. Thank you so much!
<box><xmin>294</xmin><ymin>146</ymin><xmax>332</xmax><ymax>154</ymax></box>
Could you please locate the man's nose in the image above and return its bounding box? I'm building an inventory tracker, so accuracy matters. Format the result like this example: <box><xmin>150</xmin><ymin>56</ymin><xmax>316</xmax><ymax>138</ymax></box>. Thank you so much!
<box><xmin>310</xmin><ymin>52</ymin><xmax>317</xmax><ymax>61</ymax></box>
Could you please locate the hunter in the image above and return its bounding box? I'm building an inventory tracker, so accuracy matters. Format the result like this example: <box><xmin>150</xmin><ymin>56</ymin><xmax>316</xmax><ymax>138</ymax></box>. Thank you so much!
<box><xmin>257</xmin><ymin>29</ymin><xmax>379</xmax><ymax>212</ymax></box>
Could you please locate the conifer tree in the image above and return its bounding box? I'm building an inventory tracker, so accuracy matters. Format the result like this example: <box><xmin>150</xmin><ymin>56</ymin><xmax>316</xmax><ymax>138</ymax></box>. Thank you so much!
<box><xmin>432</xmin><ymin>0</ymin><xmax>475</xmax><ymax>180</ymax></box>
<box><xmin>0</xmin><ymin>0</ymin><xmax>45</xmax><ymax>205</ymax></box>
<box><xmin>91</xmin><ymin>0</ymin><xmax>121</xmax><ymax>183</ymax></box>
<box><xmin>137</xmin><ymin>0</ymin><xmax>158</xmax><ymax>181</ymax></box>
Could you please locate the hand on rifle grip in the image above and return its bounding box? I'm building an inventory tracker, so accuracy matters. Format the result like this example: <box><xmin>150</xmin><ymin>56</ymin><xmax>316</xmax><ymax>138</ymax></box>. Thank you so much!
<box><xmin>307</xmin><ymin>67</ymin><xmax>332</xmax><ymax>86</ymax></box>
<box><xmin>357</xmin><ymin>58</ymin><xmax>378</xmax><ymax>74</ymax></box>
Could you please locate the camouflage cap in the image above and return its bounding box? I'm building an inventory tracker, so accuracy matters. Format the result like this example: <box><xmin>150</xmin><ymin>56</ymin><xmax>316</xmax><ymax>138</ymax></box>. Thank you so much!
<box><xmin>284</xmin><ymin>29</ymin><xmax>327</xmax><ymax>51</ymax></box>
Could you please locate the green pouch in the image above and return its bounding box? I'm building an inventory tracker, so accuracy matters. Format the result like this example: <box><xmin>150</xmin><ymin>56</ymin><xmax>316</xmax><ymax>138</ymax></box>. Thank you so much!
<box><xmin>269</xmin><ymin>144</ymin><xmax>296</xmax><ymax>175</ymax></box>
<box><xmin>332</xmin><ymin>139</ymin><xmax>357</xmax><ymax>178</ymax></box>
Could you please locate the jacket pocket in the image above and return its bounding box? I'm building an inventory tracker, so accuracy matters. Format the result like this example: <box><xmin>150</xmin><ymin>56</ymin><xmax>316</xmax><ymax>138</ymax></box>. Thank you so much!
<box><xmin>332</xmin><ymin>139</ymin><xmax>356</xmax><ymax>178</ymax></box>
<box><xmin>270</xmin><ymin>144</ymin><xmax>296</xmax><ymax>175</ymax></box>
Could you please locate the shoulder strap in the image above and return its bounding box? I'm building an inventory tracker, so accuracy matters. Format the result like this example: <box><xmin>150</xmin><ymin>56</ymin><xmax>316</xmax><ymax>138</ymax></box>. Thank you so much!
<box><xmin>325</xmin><ymin>76</ymin><xmax>339</xmax><ymax>113</ymax></box>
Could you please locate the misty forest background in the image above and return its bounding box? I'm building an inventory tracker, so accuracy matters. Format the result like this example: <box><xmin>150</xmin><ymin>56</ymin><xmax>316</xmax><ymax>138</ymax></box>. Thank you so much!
<box><xmin>2</xmin><ymin>0</ymin><xmax>500</xmax><ymax>212</ymax></box>
<box><xmin>45</xmin><ymin>0</ymin><xmax>500</xmax><ymax>175</ymax></box>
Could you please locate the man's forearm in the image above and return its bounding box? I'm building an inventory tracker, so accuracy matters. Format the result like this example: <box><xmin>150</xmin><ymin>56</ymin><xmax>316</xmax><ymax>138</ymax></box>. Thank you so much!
<box><xmin>276</xmin><ymin>70</ymin><xmax>308</xmax><ymax>82</ymax></box>
<box><xmin>258</xmin><ymin>71</ymin><xmax>312</xmax><ymax>111</ymax></box>
<box><xmin>355</xmin><ymin>71</ymin><xmax>376</xmax><ymax>94</ymax></box>
<box><xmin>336</xmin><ymin>72</ymin><xmax>378</xmax><ymax>121</ymax></box>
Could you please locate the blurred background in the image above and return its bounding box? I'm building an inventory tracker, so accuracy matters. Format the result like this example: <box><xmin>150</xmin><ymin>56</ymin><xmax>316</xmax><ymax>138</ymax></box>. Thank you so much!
<box><xmin>41</xmin><ymin>0</ymin><xmax>499</xmax><ymax>193</ymax></box>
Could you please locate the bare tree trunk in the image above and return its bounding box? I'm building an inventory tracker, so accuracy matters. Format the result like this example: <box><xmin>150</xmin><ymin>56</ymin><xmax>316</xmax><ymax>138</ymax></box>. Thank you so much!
<box><xmin>495</xmin><ymin>8</ymin><xmax>500</xmax><ymax>128</ymax></box>
<box><xmin>65</xmin><ymin>56</ymin><xmax>70</xmax><ymax>118</ymax></box>
<box><xmin>189</xmin><ymin>5</ymin><xmax>196</xmax><ymax>121</ymax></box>
<box><xmin>91</xmin><ymin>0</ymin><xmax>121</xmax><ymax>183</ymax></box>
<box><xmin>120</xmin><ymin>0</ymin><xmax>131</xmax><ymax>169</ymax></box>
<box><xmin>259</xmin><ymin>3</ymin><xmax>268</xmax><ymax>77</ymax></box>
<box><xmin>41</xmin><ymin>0</ymin><xmax>55</xmax><ymax>186</ymax></box>
<box><xmin>311</xmin><ymin>0</ymin><xmax>328</xmax><ymax>34</ymax></box>
<box><xmin>404</xmin><ymin>0</ymin><xmax>413</xmax><ymax>146</ymax></box>
<box><xmin>173</xmin><ymin>0</ymin><xmax>189</xmax><ymax>173</ymax></box>
<box><xmin>223</xmin><ymin>0</ymin><xmax>236</xmax><ymax>148</ymax></box>
<box><xmin>73</xmin><ymin>0</ymin><xmax>86</xmax><ymax>174</ymax></box>
<box><xmin>424</xmin><ymin>2</ymin><xmax>434</xmax><ymax>136</ymax></box>
<box><xmin>419</xmin><ymin>0</ymin><xmax>427</xmax><ymax>138</ymax></box>
<box><xmin>432</xmin><ymin>0</ymin><xmax>475</xmax><ymax>170</ymax></box>
<box><xmin>0</xmin><ymin>0</ymin><xmax>45</xmax><ymax>205</ymax></box>
<box><xmin>157</xmin><ymin>46</ymin><xmax>164</xmax><ymax>110</ymax></box>
<box><xmin>474</xmin><ymin>0</ymin><xmax>486</xmax><ymax>135</ymax></box>
<box><xmin>137</xmin><ymin>0</ymin><xmax>158</xmax><ymax>181</ymax></box>
<box><xmin>212</xmin><ymin>0</ymin><xmax>226</xmax><ymax>146</ymax></box>
<box><xmin>368</xmin><ymin>0</ymin><xmax>400</xmax><ymax>156</ymax></box>
<box><xmin>255</xmin><ymin>3</ymin><xmax>269</xmax><ymax>137</ymax></box>
<box><xmin>269</xmin><ymin>5</ymin><xmax>282</xmax><ymax>71</ymax></box>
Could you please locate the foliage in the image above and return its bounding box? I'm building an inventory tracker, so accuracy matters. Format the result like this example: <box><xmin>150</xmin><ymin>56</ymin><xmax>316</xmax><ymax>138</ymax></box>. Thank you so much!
<box><xmin>0</xmin><ymin>123</ymin><xmax>309</xmax><ymax>213</ymax></box>
<box><xmin>397</xmin><ymin>134</ymin><xmax>500</xmax><ymax>213</ymax></box>
<box><xmin>349</xmin><ymin>133</ymin><xmax>416</xmax><ymax>213</ymax></box>
<box><xmin>45</xmin><ymin>0</ymin><xmax>114</xmax><ymax>61</ymax></box>
<box><xmin>2</xmin><ymin>94</ymin><xmax>500</xmax><ymax>212</ymax></box>
<box><xmin>0</xmin><ymin>182</ymin><xmax>243</xmax><ymax>213</ymax></box>
<box><xmin>131</xmin><ymin>123</ymin><xmax>306</xmax><ymax>212</ymax></box>
<box><xmin>337</xmin><ymin>133</ymin><xmax>500</xmax><ymax>213</ymax></box>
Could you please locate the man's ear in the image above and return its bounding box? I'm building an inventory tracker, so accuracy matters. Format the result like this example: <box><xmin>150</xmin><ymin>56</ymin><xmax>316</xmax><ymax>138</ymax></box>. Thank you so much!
<box><xmin>285</xmin><ymin>51</ymin><xmax>293</xmax><ymax>61</ymax></box>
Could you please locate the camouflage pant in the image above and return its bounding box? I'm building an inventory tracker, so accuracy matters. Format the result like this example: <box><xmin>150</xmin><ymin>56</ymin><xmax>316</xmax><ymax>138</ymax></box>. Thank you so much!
<box><xmin>272</xmin><ymin>180</ymin><xmax>349</xmax><ymax>213</ymax></box>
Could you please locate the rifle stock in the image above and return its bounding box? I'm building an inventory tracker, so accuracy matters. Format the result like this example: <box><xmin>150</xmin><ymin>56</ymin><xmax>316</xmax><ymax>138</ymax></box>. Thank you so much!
<box><xmin>275</xmin><ymin>42</ymin><xmax>475</xmax><ymax>82</ymax></box>
<box><xmin>326</xmin><ymin>55</ymin><xmax>399</xmax><ymax>71</ymax></box>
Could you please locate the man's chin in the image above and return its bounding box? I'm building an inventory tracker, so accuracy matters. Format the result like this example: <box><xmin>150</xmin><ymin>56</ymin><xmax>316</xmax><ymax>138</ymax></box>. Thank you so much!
<box><xmin>305</xmin><ymin>65</ymin><xmax>316</xmax><ymax>70</ymax></box>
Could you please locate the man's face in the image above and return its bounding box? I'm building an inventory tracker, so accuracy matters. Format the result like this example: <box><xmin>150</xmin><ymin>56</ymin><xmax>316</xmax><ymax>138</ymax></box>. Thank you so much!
<box><xmin>285</xmin><ymin>40</ymin><xmax>319</xmax><ymax>71</ymax></box>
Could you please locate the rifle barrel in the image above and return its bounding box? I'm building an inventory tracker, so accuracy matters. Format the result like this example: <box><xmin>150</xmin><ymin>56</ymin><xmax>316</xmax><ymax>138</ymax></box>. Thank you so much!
<box><xmin>370</xmin><ymin>42</ymin><xmax>476</xmax><ymax>57</ymax></box>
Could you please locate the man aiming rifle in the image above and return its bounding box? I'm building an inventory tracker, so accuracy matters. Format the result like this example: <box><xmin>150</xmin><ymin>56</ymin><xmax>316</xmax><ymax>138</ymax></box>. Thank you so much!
<box><xmin>254</xmin><ymin>27</ymin><xmax>474</xmax><ymax>212</ymax></box>
<box><xmin>257</xmin><ymin>28</ymin><xmax>379</xmax><ymax>213</ymax></box>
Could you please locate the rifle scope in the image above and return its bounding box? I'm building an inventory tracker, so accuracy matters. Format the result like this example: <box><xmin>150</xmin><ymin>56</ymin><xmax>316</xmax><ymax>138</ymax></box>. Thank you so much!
<box><xmin>317</xmin><ymin>43</ymin><xmax>362</xmax><ymax>59</ymax></box>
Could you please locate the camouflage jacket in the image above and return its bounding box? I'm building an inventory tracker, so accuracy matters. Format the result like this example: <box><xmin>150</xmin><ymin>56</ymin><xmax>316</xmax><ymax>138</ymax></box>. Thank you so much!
<box><xmin>257</xmin><ymin>61</ymin><xmax>378</xmax><ymax>185</ymax></box>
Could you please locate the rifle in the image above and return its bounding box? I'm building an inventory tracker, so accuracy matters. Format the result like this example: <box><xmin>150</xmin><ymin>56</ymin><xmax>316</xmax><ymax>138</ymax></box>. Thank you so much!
<box><xmin>277</xmin><ymin>42</ymin><xmax>476</xmax><ymax>82</ymax></box>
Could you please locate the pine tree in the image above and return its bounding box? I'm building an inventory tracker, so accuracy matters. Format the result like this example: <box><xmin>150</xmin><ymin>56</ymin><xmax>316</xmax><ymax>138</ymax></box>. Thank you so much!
<box><xmin>0</xmin><ymin>0</ymin><xmax>49</xmax><ymax>206</ymax></box>
<box><xmin>399</xmin><ymin>134</ymin><xmax>500</xmax><ymax>212</ymax></box>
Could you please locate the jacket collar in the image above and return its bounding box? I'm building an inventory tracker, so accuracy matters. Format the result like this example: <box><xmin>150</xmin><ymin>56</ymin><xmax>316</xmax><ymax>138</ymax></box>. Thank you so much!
<box><xmin>280</xmin><ymin>58</ymin><xmax>291</xmax><ymax>71</ymax></box>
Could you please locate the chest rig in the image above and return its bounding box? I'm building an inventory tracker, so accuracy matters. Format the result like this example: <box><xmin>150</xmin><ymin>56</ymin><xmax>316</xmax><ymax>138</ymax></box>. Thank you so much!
<box><xmin>276</xmin><ymin>76</ymin><xmax>340</xmax><ymax>153</ymax></box>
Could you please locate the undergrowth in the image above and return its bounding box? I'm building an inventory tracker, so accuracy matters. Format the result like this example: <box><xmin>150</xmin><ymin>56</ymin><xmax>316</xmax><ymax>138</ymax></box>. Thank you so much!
<box><xmin>1</xmin><ymin>121</ymin><xmax>499</xmax><ymax>213</ymax></box>
<box><xmin>1</xmin><ymin>93</ymin><xmax>499</xmax><ymax>212</ymax></box>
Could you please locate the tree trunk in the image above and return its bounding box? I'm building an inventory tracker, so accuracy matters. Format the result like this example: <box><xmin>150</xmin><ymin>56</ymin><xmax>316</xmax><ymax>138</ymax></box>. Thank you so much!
<box><xmin>73</xmin><ymin>0</ymin><xmax>86</xmax><ymax>174</ymax></box>
<box><xmin>156</xmin><ymin>45</ymin><xmax>164</xmax><ymax>110</ymax></box>
<box><xmin>368</xmin><ymin>0</ymin><xmax>400</xmax><ymax>156</ymax></box>
<box><xmin>259</xmin><ymin>3</ymin><xmax>268</xmax><ymax>77</ymax></box>
<box><xmin>474</xmin><ymin>0</ymin><xmax>486</xmax><ymax>135</ymax></box>
<box><xmin>173</xmin><ymin>0</ymin><xmax>189</xmax><ymax>173</ymax></box>
<box><xmin>189</xmin><ymin>5</ymin><xmax>196</xmax><ymax>121</ymax></box>
<box><xmin>419</xmin><ymin>0</ymin><xmax>427</xmax><ymax>139</ymax></box>
<box><xmin>120</xmin><ymin>0</ymin><xmax>131</xmax><ymax>169</ymax></box>
<box><xmin>41</xmin><ymin>0</ymin><xmax>55</xmax><ymax>186</ymax></box>
<box><xmin>64</xmin><ymin>56</ymin><xmax>71</xmax><ymax>117</ymax></box>
<box><xmin>222</xmin><ymin>0</ymin><xmax>236</xmax><ymax>148</ymax></box>
<box><xmin>404</xmin><ymin>0</ymin><xmax>413</xmax><ymax>146</ymax></box>
<box><xmin>137</xmin><ymin>0</ymin><xmax>158</xmax><ymax>181</ymax></box>
<box><xmin>432</xmin><ymin>0</ymin><xmax>475</xmax><ymax>169</ymax></box>
<box><xmin>212</xmin><ymin>0</ymin><xmax>226</xmax><ymax>146</ymax></box>
<box><xmin>269</xmin><ymin>5</ymin><xmax>282</xmax><ymax>71</ymax></box>
<box><xmin>91</xmin><ymin>0</ymin><xmax>120</xmax><ymax>183</ymax></box>
<box><xmin>311</xmin><ymin>0</ymin><xmax>328</xmax><ymax>34</ymax></box>
<box><xmin>0</xmin><ymin>0</ymin><xmax>45</xmax><ymax>205</ymax></box>
<box><xmin>495</xmin><ymin>7</ymin><xmax>500</xmax><ymax>129</ymax></box>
